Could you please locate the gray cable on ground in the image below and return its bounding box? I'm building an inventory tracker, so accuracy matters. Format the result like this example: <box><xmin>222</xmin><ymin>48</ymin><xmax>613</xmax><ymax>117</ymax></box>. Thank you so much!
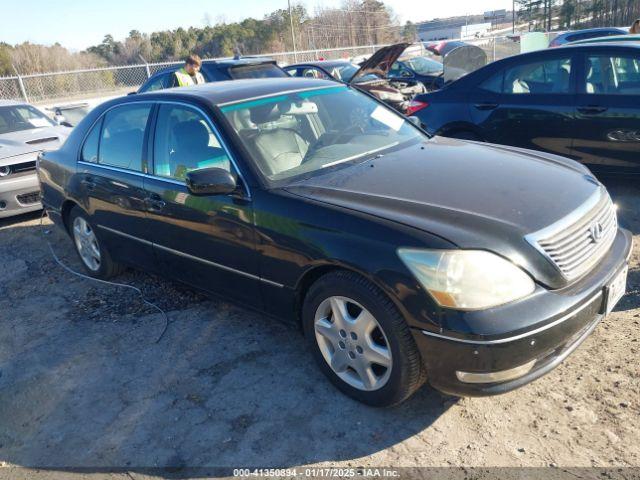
<box><xmin>40</xmin><ymin>211</ymin><xmax>170</xmax><ymax>343</ymax></box>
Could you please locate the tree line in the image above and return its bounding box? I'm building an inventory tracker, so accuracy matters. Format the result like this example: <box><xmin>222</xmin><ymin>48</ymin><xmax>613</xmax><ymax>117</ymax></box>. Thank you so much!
<box><xmin>1</xmin><ymin>0</ymin><xmax>409</xmax><ymax>76</ymax></box>
<box><xmin>517</xmin><ymin>0</ymin><xmax>640</xmax><ymax>30</ymax></box>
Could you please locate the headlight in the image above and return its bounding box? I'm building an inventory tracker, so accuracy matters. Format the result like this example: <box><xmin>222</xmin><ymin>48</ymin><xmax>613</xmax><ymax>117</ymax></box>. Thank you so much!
<box><xmin>370</xmin><ymin>90</ymin><xmax>404</xmax><ymax>102</ymax></box>
<box><xmin>0</xmin><ymin>165</ymin><xmax>11</xmax><ymax>177</ymax></box>
<box><xmin>398</xmin><ymin>249</ymin><xmax>535</xmax><ymax>310</ymax></box>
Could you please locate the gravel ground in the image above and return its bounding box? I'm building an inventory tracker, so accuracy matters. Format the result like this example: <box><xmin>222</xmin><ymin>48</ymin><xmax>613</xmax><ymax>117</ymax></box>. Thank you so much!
<box><xmin>0</xmin><ymin>178</ymin><xmax>639</xmax><ymax>478</ymax></box>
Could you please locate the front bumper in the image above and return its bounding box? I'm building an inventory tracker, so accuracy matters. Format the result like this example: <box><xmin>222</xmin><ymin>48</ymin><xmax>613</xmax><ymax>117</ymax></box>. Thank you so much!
<box><xmin>413</xmin><ymin>227</ymin><xmax>632</xmax><ymax>397</ymax></box>
<box><xmin>0</xmin><ymin>172</ymin><xmax>42</xmax><ymax>218</ymax></box>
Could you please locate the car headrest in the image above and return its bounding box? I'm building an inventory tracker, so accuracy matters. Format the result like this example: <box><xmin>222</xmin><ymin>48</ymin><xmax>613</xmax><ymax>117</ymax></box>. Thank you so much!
<box><xmin>173</xmin><ymin>120</ymin><xmax>210</xmax><ymax>149</ymax></box>
<box><xmin>249</xmin><ymin>101</ymin><xmax>293</xmax><ymax>125</ymax></box>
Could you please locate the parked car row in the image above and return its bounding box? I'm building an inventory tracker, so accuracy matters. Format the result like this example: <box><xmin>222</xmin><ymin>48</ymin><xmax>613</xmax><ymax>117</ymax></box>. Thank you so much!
<box><xmin>2</xmin><ymin>31</ymin><xmax>634</xmax><ymax>406</ymax></box>
<box><xmin>38</xmin><ymin>66</ymin><xmax>631</xmax><ymax>405</ymax></box>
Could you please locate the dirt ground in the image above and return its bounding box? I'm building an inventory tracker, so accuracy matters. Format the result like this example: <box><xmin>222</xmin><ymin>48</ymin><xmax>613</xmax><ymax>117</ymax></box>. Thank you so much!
<box><xmin>0</xmin><ymin>178</ymin><xmax>639</xmax><ymax>478</ymax></box>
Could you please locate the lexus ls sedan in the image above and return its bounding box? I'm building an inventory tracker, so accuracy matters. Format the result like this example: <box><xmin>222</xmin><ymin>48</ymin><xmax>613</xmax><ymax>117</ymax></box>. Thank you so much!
<box><xmin>38</xmin><ymin>78</ymin><xmax>631</xmax><ymax>406</ymax></box>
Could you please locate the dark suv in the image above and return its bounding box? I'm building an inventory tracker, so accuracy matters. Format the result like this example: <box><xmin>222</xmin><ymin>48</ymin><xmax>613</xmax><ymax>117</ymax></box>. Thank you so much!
<box><xmin>137</xmin><ymin>58</ymin><xmax>288</xmax><ymax>93</ymax></box>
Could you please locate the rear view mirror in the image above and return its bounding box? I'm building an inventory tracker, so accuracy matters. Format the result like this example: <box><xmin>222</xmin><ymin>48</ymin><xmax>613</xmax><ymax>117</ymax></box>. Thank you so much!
<box><xmin>186</xmin><ymin>167</ymin><xmax>237</xmax><ymax>195</ymax></box>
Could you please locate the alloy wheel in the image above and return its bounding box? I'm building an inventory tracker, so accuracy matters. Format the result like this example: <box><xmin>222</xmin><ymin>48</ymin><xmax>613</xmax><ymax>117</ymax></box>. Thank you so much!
<box><xmin>314</xmin><ymin>296</ymin><xmax>392</xmax><ymax>391</ymax></box>
<box><xmin>72</xmin><ymin>217</ymin><xmax>101</xmax><ymax>272</ymax></box>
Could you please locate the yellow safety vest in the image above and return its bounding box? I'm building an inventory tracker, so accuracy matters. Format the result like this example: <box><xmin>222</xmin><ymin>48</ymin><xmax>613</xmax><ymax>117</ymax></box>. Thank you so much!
<box><xmin>174</xmin><ymin>68</ymin><xmax>205</xmax><ymax>87</ymax></box>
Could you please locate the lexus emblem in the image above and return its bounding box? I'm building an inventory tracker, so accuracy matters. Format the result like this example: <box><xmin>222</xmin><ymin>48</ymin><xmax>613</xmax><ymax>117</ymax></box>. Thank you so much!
<box><xmin>589</xmin><ymin>222</ymin><xmax>604</xmax><ymax>243</ymax></box>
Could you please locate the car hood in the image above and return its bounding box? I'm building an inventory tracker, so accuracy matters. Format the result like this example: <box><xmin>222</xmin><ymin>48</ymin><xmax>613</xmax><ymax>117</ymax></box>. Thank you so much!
<box><xmin>0</xmin><ymin>126</ymin><xmax>70</xmax><ymax>166</ymax></box>
<box><xmin>351</xmin><ymin>43</ymin><xmax>410</xmax><ymax>84</ymax></box>
<box><xmin>284</xmin><ymin>136</ymin><xmax>602</xmax><ymax>288</ymax></box>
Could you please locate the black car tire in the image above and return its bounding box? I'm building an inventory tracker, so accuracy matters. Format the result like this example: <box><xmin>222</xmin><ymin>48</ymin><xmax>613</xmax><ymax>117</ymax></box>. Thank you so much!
<box><xmin>68</xmin><ymin>206</ymin><xmax>124</xmax><ymax>280</ymax></box>
<box><xmin>302</xmin><ymin>270</ymin><xmax>427</xmax><ymax>407</ymax></box>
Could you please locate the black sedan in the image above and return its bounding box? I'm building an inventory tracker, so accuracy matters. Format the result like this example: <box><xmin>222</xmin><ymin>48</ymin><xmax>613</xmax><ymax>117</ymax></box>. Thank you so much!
<box><xmin>137</xmin><ymin>57</ymin><xmax>287</xmax><ymax>93</ymax></box>
<box><xmin>412</xmin><ymin>42</ymin><xmax>640</xmax><ymax>174</ymax></box>
<box><xmin>38</xmin><ymin>78</ymin><xmax>630</xmax><ymax>406</ymax></box>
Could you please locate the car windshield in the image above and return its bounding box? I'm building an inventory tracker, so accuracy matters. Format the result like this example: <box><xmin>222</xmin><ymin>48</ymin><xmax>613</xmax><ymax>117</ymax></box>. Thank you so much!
<box><xmin>220</xmin><ymin>85</ymin><xmax>426</xmax><ymax>183</ymax></box>
<box><xmin>403</xmin><ymin>56</ymin><xmax>443</xmax><ymax>75</ymax></box>
<box><xmin>0</xmin><ymin>105</ymin><xmax>55</xmax><ymax>135</ymax></box>
<box><xmin>331</xmin><ymin>63</ymin><xmax>359</xmax><ymax>81</ymax></box>
<box><xmin>229</xmin><ymin>63</ymin><xmax>288</xmax><ymax>79</ymax></box>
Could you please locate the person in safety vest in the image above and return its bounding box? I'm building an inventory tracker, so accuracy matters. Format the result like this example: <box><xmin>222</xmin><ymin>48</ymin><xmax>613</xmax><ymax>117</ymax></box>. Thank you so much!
<box><xmin>171</xmin><ymin>54</ymin><xmax>205</xmax><ymax>87</ymax></box>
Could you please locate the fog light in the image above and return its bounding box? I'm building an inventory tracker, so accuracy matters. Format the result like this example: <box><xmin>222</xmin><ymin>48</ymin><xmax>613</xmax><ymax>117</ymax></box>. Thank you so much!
<box><xmin>456</xmin><ymin>359</ymin><xmax>537</xmax><ymax>384</ymax></box>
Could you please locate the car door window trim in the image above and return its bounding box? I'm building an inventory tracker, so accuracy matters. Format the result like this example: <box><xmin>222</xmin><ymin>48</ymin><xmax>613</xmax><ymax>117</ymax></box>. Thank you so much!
<box><xmin>97</xmin><ymin>224</ymin><xmax>283</xmax><ymax>288</ymax></box>
<box><xmin>77</xmin><ymin>99</ymin><xmax>251</xmax><ymax>196</ymax></box>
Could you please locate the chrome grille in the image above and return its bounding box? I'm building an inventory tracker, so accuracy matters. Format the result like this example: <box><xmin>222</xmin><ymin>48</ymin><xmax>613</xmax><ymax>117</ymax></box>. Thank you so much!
<box><xmin>531</xmin><ymin>190</ymin><xmax>617</xmax><ymax>282</ymax></box>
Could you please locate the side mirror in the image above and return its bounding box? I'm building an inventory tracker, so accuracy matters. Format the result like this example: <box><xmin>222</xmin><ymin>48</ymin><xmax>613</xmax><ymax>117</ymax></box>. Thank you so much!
<box><xmin>186</xmin><ymin>167</ymin><xmax>237</xmax><ymax>196</ymax></box>
<box><xmin>407</xmin><ymin>116</ymin><xmax>422</xmax><ymax>127</ymax></box>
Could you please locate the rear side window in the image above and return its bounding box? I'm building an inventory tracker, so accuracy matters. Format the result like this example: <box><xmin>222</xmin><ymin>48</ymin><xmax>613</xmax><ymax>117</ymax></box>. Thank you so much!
<box><xmin>586</xmin><ymin>54</ymin><xmax>640</xmax><ymax>94</ymax></box>
<box><xmin>81</xmin><ymin>118</ymin><xmax>102</xmax><ymax>163</ymax></box>
<box><xmin>153</xmin><ymin>104</ymin><xmax>232</xmax><ymax>180</ymax></box>
<box><xmin>229</xmin><ymin>64</ymin><xmax>287</xmax><ymax>79</ymax></box>
<box><xmin>479</xmin><ymin>71</ymin><xmax>504</xmax><ymax>93</ymax></box>
<box><xmin>502</xmin><ymin>57</ymin><xmax>572</xmax><ymax>94</ymax></box>
<box><xmin>99</xmin><ymin>104</ymin><xmax>152</xmax><ymax>171</ymax></box>
<box><xmin>141</xmin><ymin>73</ymin><xmax>168</xmax><ymax>92</ymax></box>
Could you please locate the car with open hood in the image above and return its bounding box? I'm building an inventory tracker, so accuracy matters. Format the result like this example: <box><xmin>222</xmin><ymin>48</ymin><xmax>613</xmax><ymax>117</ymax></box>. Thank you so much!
<box><xmin>285</xmin><ymin>43</ymin><xmax>425</xmax><ymax>113</ymax></box>
<box><xmin>38</xmin><ymin>78</ymin><xmax>631</xmax><ymax>406</ymax></box>
<box><xmin>1</xmin><ymin>100</ymin><xmax>70</xmax><ymax>218</ymax></box>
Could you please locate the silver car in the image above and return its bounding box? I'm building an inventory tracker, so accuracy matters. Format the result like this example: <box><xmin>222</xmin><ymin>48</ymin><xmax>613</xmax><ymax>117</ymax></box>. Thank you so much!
<box><xmin>0</xmin><ymin>100</ymin><xmax>71</xmax><ymax>218</ymax></box>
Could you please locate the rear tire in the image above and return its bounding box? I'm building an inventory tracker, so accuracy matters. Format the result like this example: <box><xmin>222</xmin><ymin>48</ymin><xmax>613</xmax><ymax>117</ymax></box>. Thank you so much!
<box><xmin>67</xmin><ymin>206</ymin><xmax>124</xmax><ymax>280</ymax></box>
<box><xmin>302</xmin><ymin>270</ymin><xmax>426</xmax><ymax>407</ymax></box>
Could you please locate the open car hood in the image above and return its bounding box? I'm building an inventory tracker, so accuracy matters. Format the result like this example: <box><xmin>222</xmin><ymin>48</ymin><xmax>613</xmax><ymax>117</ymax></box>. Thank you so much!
<box><xmin>350</xmin><ymin>43</ymin><xmax>409</xmax><ymax>84</ymax></box>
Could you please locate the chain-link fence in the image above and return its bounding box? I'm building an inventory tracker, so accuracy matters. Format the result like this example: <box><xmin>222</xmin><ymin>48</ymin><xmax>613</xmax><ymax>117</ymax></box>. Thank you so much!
<box><xmin>0</xmin><ymin>38</ymin><xmax>523</xmax><ymax>106</ymax></box>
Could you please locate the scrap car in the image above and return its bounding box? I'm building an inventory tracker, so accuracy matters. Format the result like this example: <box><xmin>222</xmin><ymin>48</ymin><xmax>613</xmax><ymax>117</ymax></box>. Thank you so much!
<box><xmin>1</xmin><ymin>100</ymin><xmax>70</xmax><ymax>218</ymax></box>
<box><xmin>39</xmin><ymin>78</ymin><xmax>630</xmax><ymax>406</ymax></box>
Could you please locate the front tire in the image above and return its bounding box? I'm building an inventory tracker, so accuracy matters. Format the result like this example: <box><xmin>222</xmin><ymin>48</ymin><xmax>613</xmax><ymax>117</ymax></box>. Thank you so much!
<box><xmin>68</xmin><ymin>206</ymin><xmax>124</xmax><ymax>280</ymax></box>
<box><xmin>302</xmin><ymin>271</ymin><xmax>426</xmax><ymax>407</ymax></box>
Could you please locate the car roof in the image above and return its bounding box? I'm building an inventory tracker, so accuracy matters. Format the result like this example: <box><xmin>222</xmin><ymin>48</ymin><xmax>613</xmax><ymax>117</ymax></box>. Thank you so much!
<box><xmin>559</xmin><ymin>27</ymin><xmax>627</xmax><ymax>37</ymax></box>
<box><xmin>150</xmin><ymin>57</ymin><xmax>278</xmax><ymax>77</ymax></box>
<box><xmin>135</xmin><ymin>77</ymin><xmax>336</xmax><ymax>106</ymax></box>
<box><xmin>0</xmin><ymin>99</ymin><xmax>25</xmax><ymax>107</ymax></box>
<box><xmin>287</xmin><ymin>60</ymin><xmax>353</xmax><ymax>68</ymax></box>
<box><xmin>559</xmin><ymin>41</ymin><xmax>640</xmax><ymax>50</ymax></box>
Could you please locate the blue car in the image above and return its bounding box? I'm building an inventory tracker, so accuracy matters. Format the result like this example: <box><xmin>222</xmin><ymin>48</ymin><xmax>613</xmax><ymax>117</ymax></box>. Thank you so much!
<box><xmin>388</xmin><ymin>56</ymin><xmax>444</xmax><ymax>91</ymax></box>
<box><xmin>549</xmin><ymin>27</ymin><xmax>628</xmax><ymax>47</ymax></box>
<box><xmin>411</xmin><ymin>42</ymin><xmax>640</xmax><ymax>174</ymax></box>
<box><xmin>137</xmin><ymin>58</ymin><xmax>288</xmax><ymax>93</ymax></box>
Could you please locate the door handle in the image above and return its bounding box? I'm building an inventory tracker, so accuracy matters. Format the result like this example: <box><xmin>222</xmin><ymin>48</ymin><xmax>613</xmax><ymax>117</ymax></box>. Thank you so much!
<box><xmin>474</xmin><ymin>103</ymin><xmax>498</xmax><ymax>111</ymax></box>
<box><xmin>144</xmin><ymin>194</ymin><xmax>166</xmax><ymax>211</ymax></box>
<box><xmin>80</xmin><ymin>176</ymin><xmax>96</xmax><ymax>190</ymax></box>
<box><xmin>577</xmin><ymin>106</ymin><xmax>608</xmax><ymax>115</ymax></box>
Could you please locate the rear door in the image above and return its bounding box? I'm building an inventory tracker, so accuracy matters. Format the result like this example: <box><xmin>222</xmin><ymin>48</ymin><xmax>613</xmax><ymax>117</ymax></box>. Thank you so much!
<box><xmin>468</xmin><ymin>52</ymin><xmax>577</xmax><ymax>158</ymax></box>
<box><xmin>77</xmin><ymin>102</ymin><xmax>155</xmax><ymax>269</ymax></box>
<box><xmin>143</xmin><ymin>102</ymin><xmax>262</xmax><ymax>307</ymax></box>
<box><xmin>571</xmin><ymin>48</ymin><xmax>640</xmax><ymax>172</ymax></box>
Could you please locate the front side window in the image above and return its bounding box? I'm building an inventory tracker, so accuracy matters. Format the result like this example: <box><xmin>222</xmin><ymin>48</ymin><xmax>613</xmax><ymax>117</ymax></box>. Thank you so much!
<box><xmin>586</xmin><ymin>54</ymin><xmax>640</xmax><ymax>94</ymax></box>
<box><xmin>503</xmin><ymin>57</ymin><xmax>572</xmax><ymax>94</ymax></box>
<box><xmin>220</xmin><ymin>86</ymin><xmax>426</xmax><ymax>182</ymax></box>
<box><xmin>0</xmin><ymin>105</ymin><xmax>55</xmax><ymax>135</ymax></box>
<box><xmin>99</xmin><ymin>104</ymin><xmax>152</xmax><ymax>171</ymax></box>
<box><xmin>153</xmin><ymin>104</ymin><xmax>231</xmax><ymax>180</ymax></box>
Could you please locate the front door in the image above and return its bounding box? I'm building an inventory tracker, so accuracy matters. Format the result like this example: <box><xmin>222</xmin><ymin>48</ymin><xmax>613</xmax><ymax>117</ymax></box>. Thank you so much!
<box><xmin>143</xmin><ymin>102</ymin><xmax>261</xmax><ymax>308</ymax></box>
<box><xmin>571</xmin><ymin>49</ymin><xmax>640</xmax><ymax>173</ymax></box>
<box><xmin>469</xmin><ymin>53</ymin><xmax>577</xmax><ymax>158</ymax></box>
<box><xmin>77</xmin><ymin>102</ymin><xmax>155</xmax><ymax>269</ymax></box>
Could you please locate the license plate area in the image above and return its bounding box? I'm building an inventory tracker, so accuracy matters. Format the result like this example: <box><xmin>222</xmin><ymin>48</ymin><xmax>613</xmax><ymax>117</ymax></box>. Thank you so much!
<box><xmin>604</xmin><ymin>265</ymin><xmax>628</xmax><ymax>315</ymax></box>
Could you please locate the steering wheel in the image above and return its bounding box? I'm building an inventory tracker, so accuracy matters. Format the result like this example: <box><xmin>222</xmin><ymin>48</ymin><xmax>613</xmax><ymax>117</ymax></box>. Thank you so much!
<box><xmin>302</xmin><ymin>126</ymin><xmax>364</xmax><ymax>164</ymax></box>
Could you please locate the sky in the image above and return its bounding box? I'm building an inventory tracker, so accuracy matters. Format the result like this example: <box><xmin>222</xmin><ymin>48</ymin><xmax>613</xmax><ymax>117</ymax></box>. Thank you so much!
<box><xmin>0</xmin><ymin>0</ymin><xmax>514</xmax><ymax>50</ymax></box>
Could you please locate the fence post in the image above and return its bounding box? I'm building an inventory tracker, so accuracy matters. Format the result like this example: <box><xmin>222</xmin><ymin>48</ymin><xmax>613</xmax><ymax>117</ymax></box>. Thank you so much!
<box><xmin>139</xmin><ymin>55</ymin><xmax>151</xmax><ymax>78</ymax></box>
<box><xmin>12</xmin><ymin>65</ymin><xmax>29</xmax><ymax>103</ymax></box>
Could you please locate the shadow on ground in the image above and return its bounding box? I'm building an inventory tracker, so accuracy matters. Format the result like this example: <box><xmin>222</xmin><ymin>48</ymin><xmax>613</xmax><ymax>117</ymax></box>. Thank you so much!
<box><xmin>0</xmin><ymin>215</ymin><xmax>452</xmax><ymax>472</ymax></box>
